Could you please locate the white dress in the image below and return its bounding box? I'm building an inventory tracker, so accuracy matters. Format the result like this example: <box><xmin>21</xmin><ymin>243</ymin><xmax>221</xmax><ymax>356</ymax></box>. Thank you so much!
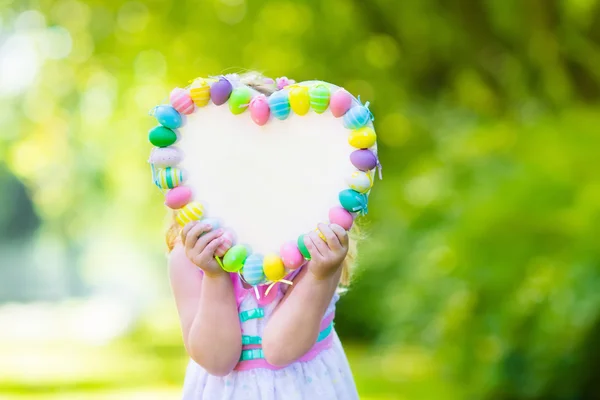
<box><xmin>181</xmin><ymin>279</ymin><xmax>359</xmax><ymax>400</ymax></box>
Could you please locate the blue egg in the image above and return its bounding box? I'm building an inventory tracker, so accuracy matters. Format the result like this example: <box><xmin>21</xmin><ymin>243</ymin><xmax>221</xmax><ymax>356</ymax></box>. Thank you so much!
<box><xmin>155</xmin><ymin>105</ymin><xmax>182</xmax><ymax>129</ymax></box>
<box><xmin>268</xmin><ymin>91</ymin><xmax>291</xmax><ymax>120</ymax></box>
<box><xmin>242</xmin><ymin>253</ymin><xmax>265</xmax><ymax>286</ymax></box>
<box><xmin>199</xmin><ymin>218</ymin><xmax>220</xmax><ymax>236</ymax></box>
<box><xmin>343</xmin><ymin>105</ymin><xmax>371</xmax><ymax>129</ymax></box>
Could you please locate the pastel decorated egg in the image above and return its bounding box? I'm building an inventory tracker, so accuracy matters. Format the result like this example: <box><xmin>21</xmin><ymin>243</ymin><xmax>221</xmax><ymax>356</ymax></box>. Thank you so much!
<box><xmin>350</xmin><ymin>149</ymin><xmax>378</xmax><ymax>171</ymax></box>
<box><xmin>149</xmin><ymin>125</ymin><xmax>177</xmax><ymax>147</ymax></box>
<box><xmin>280</xmin><ymin>241</ymin><xmax>304</xmax><ymax>270</ymax></box>
<box><xmin>263</xmin><ymin>253</ymin><xmax>285</xmax><ymax>282</ymax></box>
<box><xmin>297</xmin><ymin>234</ymin><xmax>311</xmax><ymax>260</ymax></box>
<box><xmin>190</xmin><ymin>80</ymin><xmax>211</xmax><ymax>107</ymax></box>
<box><xmin>242</xmin><ymin>253</ymin><xmax>265</xmax><ymax>285</ymax></box>
<box><xmin>170</xmin><ymin>88</ymin><xmax>194</xmax><ymax>115</ymax></box>
<box><xmin>229</xmin><ymin>86</ymin><xmax>252</xmax><ymax>115</ymax></box>
<box><xmin>309</xmin><ymin>84</ymin><xmax>330</xmax><ymax>114</ymax></box>
<box><xmin>164</xmin><ymin>186</ymin><xmax>192</xmax><ymax>209</ymax></box>
<box><xmin>339</xmin><ymin>189</ymin><xmax>368</xmax><ymax>213</ymax></box>
<box><xmin>343</xmin><ymin>103</ymin><xmax>373</xmax><ymax>129</ymax></box>
<box><xmin>330</xmin><ymin>89</ymin><xmax>353</xmax><ymax>118</ymax></box>
<box><xmin>348</xmin><ymin>127</ymin><xmax>377</xmax><ymax>148</ymax></box>
<box><xmin>154</xmin><ymin>105</ymin><xmax>182</xmax><ymax>129</ymax></box>
<box><xmin>256</xmin><ymin>283</ymin><xmax>279</xmax><ymax>306</ymax></box>
<box><xmin>148</xmin><ymin>147</ymin><xmax>182</xmax><ymax>166</ymax></box>
<box><xmin>346</xmin><ymin>170</ymin><xmax>373</xmax><ymax>193</ymax></box>
<box><xmin>222</xmin><ymin>244</ymin><xmax>248</xmax><ymax>272</ymax></box>
<box><xmin>175</xmin><ymin>201</ymin><xmax>204</xmax><ymax>226</ymax></box>
<box><xmin>249</xmin><ymin>94</ymin><xmax>270</xmax><ymax>126</ymax></box>
<box><xmin>200</xmin><ymin>217</ymin><xmax>221</xmax><ymax>233</ymax></box>
<box><xmin>289</xmin><ymin>86</ymin><xmax>310</xmax><ymax>116</ymax></box>
<box><xmin>329</xmin><ymin>206</ymin><xmax>354</xmax><ymax>230</ymax></box>
<box><xmin>215</xmin><ymin>230</ymin><xmax>235</xmax><ymax>258</ymax></box>
<box><xmin>210</xmin><ymin>77</ymin><xmax>233</xmax><ymax>106</ymax></box>
<box><xmin>156</xmin><ymin>167</ymin><xmax>186</xmax><ymax>189</ymax></box>
<box><xmin>268</xmin><ymin>91</ymin><xmax>291</xmax><ymax>120</ymax></box>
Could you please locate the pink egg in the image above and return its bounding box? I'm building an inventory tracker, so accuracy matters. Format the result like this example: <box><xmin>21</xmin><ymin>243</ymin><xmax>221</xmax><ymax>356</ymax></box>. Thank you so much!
<box><xmin>249</xmin><ymin>94</ymin><xmax>270</xmax><ymax>126</ymax></box>
<box><xmin>330</xmin><ymin>89</ymin><xmax>353</xmax><ymax>118</ymax></box>
<box><xmin>280</xmin><ymin>241</ymin><xmax>304</xmax><ymax>270</ymax></box>
<box><xmin>164</xmin><ymin>186</ymin><xmax>192</xmax><ymax>209</ymax></box>
<box><xmin>329</xmin><ymin>206</ymin><xmax>354</xmax><ymax>230</ymax></box>
<box><xmin>215</xmin><ymin>231</ymin><xmax>235</xmax><ymax>257</ymax></box>
<box><xmin>257</xmin><ymin>282</ymin><xmax>280</xmax><ymax>306</ymax></box>
<box><xmin>170</xmin><ymin>88</ymin><xmax>195</xmax><ymax>115</ymax></box>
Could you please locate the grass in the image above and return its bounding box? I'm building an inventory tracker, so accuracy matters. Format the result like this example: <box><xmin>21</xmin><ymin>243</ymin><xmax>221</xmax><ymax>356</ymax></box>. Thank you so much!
<box><xmin>0</xmin><ymin>301</ymin><xmax>412</xmax><ymax>400</ymax></box>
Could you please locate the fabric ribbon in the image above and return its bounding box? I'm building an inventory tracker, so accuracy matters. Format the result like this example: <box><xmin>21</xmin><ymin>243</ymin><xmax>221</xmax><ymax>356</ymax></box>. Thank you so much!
<box><xmin>357</xmin><ymin>95</ymin><xmax>375</xmax><ymax>123</ymax></box>
<box><xmin>264</xmin><ymin>278</ymin><xmax>293</xmax><ymax>297</ymax></box>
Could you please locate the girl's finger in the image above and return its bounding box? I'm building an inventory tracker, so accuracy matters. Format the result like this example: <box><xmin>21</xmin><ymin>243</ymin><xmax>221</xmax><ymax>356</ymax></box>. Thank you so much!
<box><xmin>185</xmin><ymin>223</ymin><xmax>212</xmax><ymax>250</ymax></box>
<box><xmin>330</xmin><ymin>224</ymin><xmax>349</xmax><ymax>248</ymax></box>
<box><xmin>303</xmin><ymin>234</ymin><xmax>322</xmax><ymax>259</ymax></box>
<box><xmin>308</xmin><ymin>231</ymin><xmax>329</xmax><ymax>256</ymax></box>
<box><xmin>181</xmin><ymin>221</ymin><xmax>198</xmax><ymax>243</ymax></box>
<box><xmin>200</xmin><ymin>236</ymin><xmax>225</xmax><ymax>259</ymax></box>
<box><xmin>192</xmin><ymin>228</ymin><xmax>224</xmax><ymax>254</ymax></box>
<box><xmin>318</xmin><ymin>223</ymin><xmax>341</xmax><ymax>250</ymax></box>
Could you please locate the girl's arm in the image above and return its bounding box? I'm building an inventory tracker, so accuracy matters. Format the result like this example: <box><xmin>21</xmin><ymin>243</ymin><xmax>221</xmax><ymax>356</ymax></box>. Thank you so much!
<box><xmin>262</xmin><ymin>223</ymin><xmax>348</xmax><ymax>366</ymax></box>
<box><xmin>168</xmin><ymin>222</ymin><xmax>241</xmax><ymax>376</ymax></box>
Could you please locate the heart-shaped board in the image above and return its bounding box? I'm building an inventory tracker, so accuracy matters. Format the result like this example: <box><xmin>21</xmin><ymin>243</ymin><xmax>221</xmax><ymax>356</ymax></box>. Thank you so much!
<box><xmin>147</xmin><ymin>75</ymin><xmax>380</xmax><ymax>288</ymax></box>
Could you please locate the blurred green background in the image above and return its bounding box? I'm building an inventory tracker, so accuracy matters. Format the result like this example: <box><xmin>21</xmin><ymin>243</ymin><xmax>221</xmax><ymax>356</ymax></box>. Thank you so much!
<box><xmin>1</xmin><ymin>0</ymin><xmax>600</xmax><ymax>399</ymax></box>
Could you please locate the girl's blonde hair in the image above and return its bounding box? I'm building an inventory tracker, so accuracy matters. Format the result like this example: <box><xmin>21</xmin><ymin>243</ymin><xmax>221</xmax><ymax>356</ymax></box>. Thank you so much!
<box><xmin>165</xmin><ymin>71</ymin><xmax>359</xmax><ymax>286</ymax></box>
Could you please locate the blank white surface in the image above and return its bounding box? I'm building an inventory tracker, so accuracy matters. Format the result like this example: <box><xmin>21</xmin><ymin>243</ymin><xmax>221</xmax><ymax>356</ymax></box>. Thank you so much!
<box><xmin>178</xmin><ymin>104</ymin><xmax>356</xmax><ymax>254</ymax></box>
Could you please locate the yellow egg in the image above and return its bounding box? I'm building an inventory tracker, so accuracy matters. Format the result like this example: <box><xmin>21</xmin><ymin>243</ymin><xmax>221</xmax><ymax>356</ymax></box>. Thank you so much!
<box><xmin>348</xmin><ymin>127</ymin><xmax>376</xmax><ymax>148</ymax></box>
<box><xmin>176</xmin><ymin>202</ymin><xmax>204</xmax><ymax>226</ymax></box>
<box><xmin>346</xmin><ymin>170</ymin><xmax>373</xmax><ymax>193</ymax></box>
<box><xmin>263</xmin><ymin>253</ymin><xmax>285</xmax><ymax>281</ymax></box>
<box><xmin>190</xmin><ymin>79</ymin><xmax>210</xmax><ymax>107</ymax></box>
<box><xmin>289</xmin><ymin>86</ymin><xmax>310</xmax><ymax>116</ymax></box>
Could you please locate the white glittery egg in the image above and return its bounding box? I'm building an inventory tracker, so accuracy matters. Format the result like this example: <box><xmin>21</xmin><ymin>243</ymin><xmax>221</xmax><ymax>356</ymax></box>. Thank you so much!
<box><xmin>148</xmin><ymin>147</ymin><xmax>183</xmax><ymax>167</ymax></box>
<box><xmin>345</xmin><ymin>170</ymin><xmax>373</xmax><ymax>193</ymax></box>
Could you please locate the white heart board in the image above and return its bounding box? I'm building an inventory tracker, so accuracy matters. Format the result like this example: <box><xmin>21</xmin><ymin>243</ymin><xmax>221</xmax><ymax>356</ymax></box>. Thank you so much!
<box><xmin>148</xmin><ymin>77</ymin><xmax>378</xmax><ymax>282</ymax></box>
<box><xmin>179</xmin><ymin>105</ymin><xmax>356</xmax><ymax>254</ymax></box>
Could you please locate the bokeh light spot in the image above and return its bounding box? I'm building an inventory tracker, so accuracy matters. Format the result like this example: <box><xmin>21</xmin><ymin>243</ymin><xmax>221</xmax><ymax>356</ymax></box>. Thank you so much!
<box><xmin>0</xmin><ymin>34</ymin><xmax>39</xmax><ymax>96</ymax></box>
<box><xmin>365</xmin><ymin>34</ymin><xmax>400</xmax><ymax>69</ymax></box>
<box><xmin>380</xmin><ymin>112</ymin><xmax>412</xmax><ymax>147</ymax></box>
<box><xmin>41</xmin><ymin>26</ymin><xmax>72</xmax><ymax>60</ymax></box>
<box><xmin>14</xmin><ymin>10</ymin><xmax>46</xmax><ymax>32</ymax></box>
<box><xmin>51</xmin><ymin>0</ymin><xmax>90</xmax><ymax>32</ymax></box>
<box><xmin>134</xmin><ymin>50</ymin><xmax>167</xmax><ymax>81</ymax></box>
<box><xmin>215</xmin><ymin>0</ymin><xmax>247</xmax><ymax>25</ymax></box>
<box><xmin>117</xmin><ymin>2</ymin><xmax>149</xmax><ymax>33</ymax></box>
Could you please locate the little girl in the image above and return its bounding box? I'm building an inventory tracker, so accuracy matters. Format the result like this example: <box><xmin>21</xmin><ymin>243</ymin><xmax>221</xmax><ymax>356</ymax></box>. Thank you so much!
<box><xmin>167</xmin><ymin>74</ymin><xmax>361</xmax><ymax>399</ymax></box>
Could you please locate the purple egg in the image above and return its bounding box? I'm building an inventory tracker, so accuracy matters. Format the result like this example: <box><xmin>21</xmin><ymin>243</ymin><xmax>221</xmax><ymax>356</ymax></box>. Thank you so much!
<box><xmin>350</xmin><ymin>149</ymin><xmax>378</xmax><ymax>171</ymax></box>
<box><xmin>210</xmin><ymin>78</ymin><xmax>233</xmax><ymax>105</ymax></box>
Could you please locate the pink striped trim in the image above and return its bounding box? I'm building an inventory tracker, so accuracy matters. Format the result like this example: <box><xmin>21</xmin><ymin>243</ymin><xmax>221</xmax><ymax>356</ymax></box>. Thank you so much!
<box><xmin>235</xmin><ymin>311</ymin><xmax>336</xmax><ymax>371</ymax></box>
<box><xmin>320</xmin><ymin>312</ymin><xmax>335</xmax><ymax>331</ymax></box>
<box><xmin>234</xmin><ymin>334</ymin><xmax>333</xmax><ymax>371</ymax></box>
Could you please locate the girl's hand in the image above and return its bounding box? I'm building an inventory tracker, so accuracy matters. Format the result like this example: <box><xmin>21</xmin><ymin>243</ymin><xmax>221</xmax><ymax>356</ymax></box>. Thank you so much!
<box><xmin>303</xmin><ymin>223</ymin><xmax>349</xmax><ymax>280</ymax></box>
<box><xmin>181</xmin><ymin>221</ymin><xmax>226</xmax><ymax>277</ymax></box>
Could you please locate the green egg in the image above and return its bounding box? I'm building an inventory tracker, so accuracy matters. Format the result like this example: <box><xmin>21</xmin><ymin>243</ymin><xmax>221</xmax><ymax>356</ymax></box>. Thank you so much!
<box><xmin>297</xmin><ymin>234</ymin><xmax>311</xmax><ymax>260</ymax></box>
<box><xmin>309</xmin><ymin>84</ymin><xmax>330</xmax><ymax>114</ymax></box>
<box><xmin>222</xmin><ymin>244</ymin><xmax>248</xmax><ymax>272</ymax></box>
<box><xmin>149</xmin><ymin>125</ymin><xmax>177</xmax><ymax>147</ymax></box>
<box><xmin>229</xmin><ymin>87</ymin><xmax>253</xmax><ymax>115</ymax></box>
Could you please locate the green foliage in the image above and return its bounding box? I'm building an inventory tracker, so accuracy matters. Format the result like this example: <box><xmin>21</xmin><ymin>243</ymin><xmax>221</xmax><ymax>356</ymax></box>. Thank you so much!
<box><xmin>1</xmin><ymin>0</ymin><xmax>599</xmax><ymax>398</ymax></box>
